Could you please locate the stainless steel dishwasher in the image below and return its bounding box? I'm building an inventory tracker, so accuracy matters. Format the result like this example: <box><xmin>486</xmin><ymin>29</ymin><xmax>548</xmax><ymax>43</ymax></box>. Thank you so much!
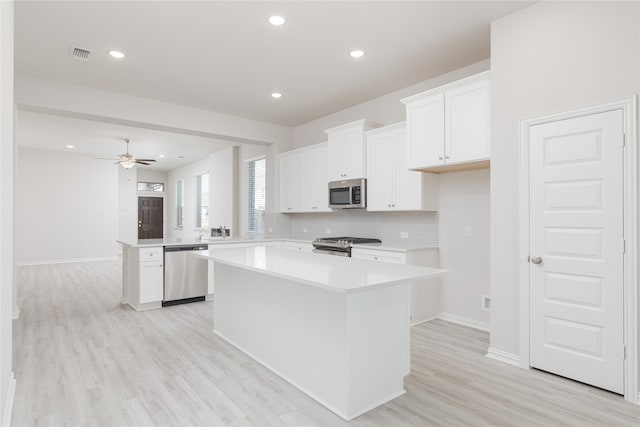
<box><xmin>163</xmin><ymin>244</ymin><xmax>208</xmax><ymax>306</ymax></box>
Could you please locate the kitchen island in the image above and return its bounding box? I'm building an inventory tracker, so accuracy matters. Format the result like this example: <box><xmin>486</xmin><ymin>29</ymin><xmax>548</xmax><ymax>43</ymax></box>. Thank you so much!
<box><xmin>194</xmin><ymin>246</ymin><xmax>445</xmax><ymax>421</ymax></box>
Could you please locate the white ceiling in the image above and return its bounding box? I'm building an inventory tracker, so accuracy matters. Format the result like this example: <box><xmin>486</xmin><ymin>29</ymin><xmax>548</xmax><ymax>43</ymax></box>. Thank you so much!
<box><xmin>14</xmin><ymin>1</ymin><xmax>533</xmax><ymax>168</ymax></box>
<box><xmin>17</xmin><ymin>111</ymin><xmax>238</xmax><ymax>171</ymax></box>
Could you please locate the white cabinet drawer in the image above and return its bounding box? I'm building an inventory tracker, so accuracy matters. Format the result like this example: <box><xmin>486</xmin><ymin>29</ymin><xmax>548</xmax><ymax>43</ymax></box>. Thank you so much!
<box><xmin>140</xmin><ymin>247</ymin><xmax>163</xmax><ymax>260</ymax></box>
<box><xmin>351</xmin><ymin>248</ymin><xmax>406</xmax><ymax>264</ymax></box>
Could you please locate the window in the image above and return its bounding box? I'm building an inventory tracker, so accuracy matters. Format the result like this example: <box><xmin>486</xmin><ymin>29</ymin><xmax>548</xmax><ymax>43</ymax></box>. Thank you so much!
<box><xmin>196</xmin><ymin>173</ymin><xmax>210</xmax><ymax>228</ymax></box>
<box><xmin>176</xmin><ymin>179</ymin><xmax>184</xmax><ymax>228</ymax></box>
<box><xmin>137</xmin><ymin>182</ymin><xmax>164</xmax><ymax>192</ymax></box>
<box><xmin>247</xmin><ymin>157</ymin><xmax>266</xmax><ymax>233</ymax></box>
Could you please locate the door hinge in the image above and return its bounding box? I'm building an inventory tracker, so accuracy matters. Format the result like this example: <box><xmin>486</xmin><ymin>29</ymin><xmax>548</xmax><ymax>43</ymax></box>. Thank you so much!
<box><xmin>527</xmin><ymin>255</ymin><xmax>530</xmax><ymax>263</ymax></box>
<box><xmin>622</xmin><ymin>133</ymin><xmax>626</xmax><ymax>147</ymax></box>
<box><xmin>623</xmin><ymin>345</ymin><xmax>627</xmax><ymax>360</ymax></box>
<box><xmin>623</xmin><ymin>239</ymin><xmax>626</xmax><ymax>254</ymax></box>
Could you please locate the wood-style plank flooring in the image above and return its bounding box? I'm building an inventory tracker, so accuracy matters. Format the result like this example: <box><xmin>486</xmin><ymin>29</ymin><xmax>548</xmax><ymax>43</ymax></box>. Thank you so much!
<box><xmin>12</xmin><ymin>260</ymin><xmax>640</xmax><ymax>426</ymax></box>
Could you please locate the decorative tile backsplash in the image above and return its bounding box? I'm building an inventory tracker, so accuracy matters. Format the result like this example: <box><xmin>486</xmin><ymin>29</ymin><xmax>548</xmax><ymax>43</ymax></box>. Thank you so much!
<box><xmin>287</xmin><ymin>210</ymin><xmax>438</xmax><ymax>245</ymax></box>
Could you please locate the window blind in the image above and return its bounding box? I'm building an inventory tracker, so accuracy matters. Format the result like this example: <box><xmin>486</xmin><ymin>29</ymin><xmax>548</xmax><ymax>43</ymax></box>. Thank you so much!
<box><xmin>248</xmin><ymin>158</ymin><xmax>266</xmax><ymax>233</ymax></box>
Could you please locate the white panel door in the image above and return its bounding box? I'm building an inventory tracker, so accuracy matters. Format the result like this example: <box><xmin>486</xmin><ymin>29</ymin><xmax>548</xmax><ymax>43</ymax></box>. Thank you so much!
<box><xmin>529</xmin><ymin>110</ymin><xmax>624</xmax><ymax>394</ymax></box>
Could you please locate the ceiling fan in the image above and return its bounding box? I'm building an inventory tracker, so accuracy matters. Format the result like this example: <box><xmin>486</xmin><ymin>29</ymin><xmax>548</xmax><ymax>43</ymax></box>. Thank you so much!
<box><xmin>96</xmin><ymin>139</ymin><xmax>157</xmax><ymax>169</ymax></box>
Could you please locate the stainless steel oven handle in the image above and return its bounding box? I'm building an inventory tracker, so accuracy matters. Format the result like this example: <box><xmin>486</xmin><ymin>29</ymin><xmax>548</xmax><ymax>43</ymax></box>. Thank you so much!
<box><xmin>312</xmin><ymin>248</ymin><xmax>350</xmax><ymax>257</ymax></box>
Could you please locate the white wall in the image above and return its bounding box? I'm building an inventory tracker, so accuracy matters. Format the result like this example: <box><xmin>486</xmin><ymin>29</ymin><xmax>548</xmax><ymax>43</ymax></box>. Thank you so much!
<box><xmin>490</xmin><ymin>1</ymin><xmax>639</xmax><ymax>357</ymax></box>
<box><xmin>165</xmin><ymin>148</ymin><xmax>237</xmax><ymax>240</ymax></box>
<box><xmin>0</xmin><ymin>1</ymin><xmax>14</xmax><ymax>424</ymax></box>
<box><xmin>438</xmin><ymin>169</ymin><xmax>490</xmax><ymax>326</ymax></box>
<box><xmin>166</xmin><ymin>156</ymin><xmax>213</xmax><ymax>240</ymax></box>
<box><xmin>292</xmin><ymin>60</ymin><xmax>490</xmax><ymax>148</ymax></box>
<box><xmin>211</xmin><ymin>147</ymin><xmax>237</xmax><ymax>234</ymax></box>
<box><xmin>16</xmin><ymin>148</ymin><xmax>119</xmax><ymax>264</ymax></box>
<box><xmin>118</xmin><ymin>165</ymin><xmax>137</xmax><ymax>244</ymax></box>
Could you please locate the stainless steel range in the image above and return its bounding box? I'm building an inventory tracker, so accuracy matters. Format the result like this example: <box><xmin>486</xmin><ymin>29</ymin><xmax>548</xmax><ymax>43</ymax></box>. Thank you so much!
<box><xmin>312</xmin><ymin>236</ymin><xmax>382</xmax><ymax>257</ymax></box>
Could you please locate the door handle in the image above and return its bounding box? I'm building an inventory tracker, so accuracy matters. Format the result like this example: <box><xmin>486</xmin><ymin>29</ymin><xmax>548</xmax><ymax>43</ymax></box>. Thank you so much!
<box><xmin>531</xmin><ymin>256</ymin><xmax>543</xmax><ymax>264</ymax></box>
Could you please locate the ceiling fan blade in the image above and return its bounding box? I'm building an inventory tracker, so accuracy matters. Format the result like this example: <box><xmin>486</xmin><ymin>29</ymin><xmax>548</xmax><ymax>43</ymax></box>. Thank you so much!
<box><xmin>134</xmin><ymin>159</ymin><xmax>157</xmax><ymax>162</ymax></box>
<box><xmin>135</xmin><ymin>161</ymin><xmax>152</xmax><ymax>165</ymax></box>
<box><xmin>94</xmin><ymin>157</ymin><xmax>120</xmax><ymax>160</ymax></box>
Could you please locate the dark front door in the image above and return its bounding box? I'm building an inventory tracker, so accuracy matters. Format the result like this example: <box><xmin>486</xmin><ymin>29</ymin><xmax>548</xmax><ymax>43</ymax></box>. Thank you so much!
<box><xmin>138</xmin><ymin>197</ymin><xmax>163</xmax><ymax>239</ymax></box>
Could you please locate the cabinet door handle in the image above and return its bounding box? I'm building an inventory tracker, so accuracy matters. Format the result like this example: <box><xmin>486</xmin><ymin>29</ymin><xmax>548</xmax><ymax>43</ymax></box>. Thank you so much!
<box><xmin>438</xmin><ymin>156</ymin><xmax>444</xmax><ymax>160</ymax></box>
<box><xmin>445</xmin><ymin>155</ymin><xmax>450</xmax><ymax>159</ymax></box>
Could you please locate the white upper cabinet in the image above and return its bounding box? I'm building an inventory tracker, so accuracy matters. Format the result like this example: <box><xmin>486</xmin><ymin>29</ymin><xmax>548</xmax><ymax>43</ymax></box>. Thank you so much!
<box><xmin>402</xmin><ymin>72</ymin><xmax>490</xmax><ymax>172</ymax></box>
<box><xmin>279</xmin><ymin>142</ymin><xmax>330</xmax><ymax>213</ymax></box>
<box><xmin>279</xmin><ymin>150</ymin><xmax>301</xmax><ymax>213</ymax></box>
<box><xmin>366</xmin><ymin>123</ymin><xmax>438</xmax><ymax>212</ymax></box>
<box><xmin>325</xmin><ymin>119</ymin><xmax>380</xmax><ymax>181</ymax></box>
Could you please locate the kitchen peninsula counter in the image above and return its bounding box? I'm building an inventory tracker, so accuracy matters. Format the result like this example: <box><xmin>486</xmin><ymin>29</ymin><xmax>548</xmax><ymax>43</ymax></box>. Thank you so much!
<box><xmin>196</xmin><ymin>246</ymin><xmax>445</xmax><ymax>420</ymax></box>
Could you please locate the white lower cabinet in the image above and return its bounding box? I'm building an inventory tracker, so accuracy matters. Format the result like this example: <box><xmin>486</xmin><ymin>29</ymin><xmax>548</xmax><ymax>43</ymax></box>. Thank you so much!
<box><xmin>352</xmin><ymin>246</ymin><xmax>439</xmax><ymax>324</ymax></box>
<box><xmin>139</xmin><ymin>259</ymin><xmax>164</xmax><ymax>303</ymax></box>
<box><xmin>123</xmin><ymin>246</ymin><xmax>164</xmax><ymax>311</ymax></box>
<box><xmin>138</xmin><ymin>247</ymin><xmax>164</xmax><ymax>304</ymax></box>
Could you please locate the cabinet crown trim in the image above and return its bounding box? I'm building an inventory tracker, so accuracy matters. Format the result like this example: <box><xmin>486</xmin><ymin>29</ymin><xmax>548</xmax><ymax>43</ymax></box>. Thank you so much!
<box><xmin>324</xmin><ymin>119</ymin><xmax>381</xmax><ymax>135</ymax></box>
<box><xmin>366</xmin><ymin>122</ymin><xmax>406</xmax><ymax>136</ymax></box>
<box><xmin>279</xmin><ymin>141</ymin><xmax>328</xmax><ymax>157</ymax></box>
<box><xmin>400</xmin><ymin>70</ymin><xmax>490</xmax><ymax>105</ymax></box>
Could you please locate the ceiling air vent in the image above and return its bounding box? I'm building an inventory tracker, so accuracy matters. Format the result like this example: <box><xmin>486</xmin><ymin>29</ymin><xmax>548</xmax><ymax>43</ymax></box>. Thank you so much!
<box><xmin>70</xmin><ymin>46</ymin><xmax>92</xmax><ymax>62</ymax></box>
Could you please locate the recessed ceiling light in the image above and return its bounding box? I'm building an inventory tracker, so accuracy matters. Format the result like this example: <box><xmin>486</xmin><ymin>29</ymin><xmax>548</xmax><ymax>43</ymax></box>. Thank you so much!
<box><xmin>350</xmin><ymin>50</ymin><xmax>365</xmax><ymax>58</ymax></box>
<box><xmin>65</xmin><ymin>145</ymin><xmax>74</xmax><ymax>149</ymax></box>
<box><xmin>158</xmin><ymin>154</ymin><xmax>165</xmax><ymax>158</ymax></box>
<box><xmin>109</xmin><ymin>50</ymin><xmax>125</xmax><ymax>59</ymax></box>
<box><xmin>271</xmin><ymin>92</ymin><xmax>282</xmax><ymax>99</ymax></box>
<box><xmin>268</xmin><ymin>15</ymin><xmax>285</xmax><ymax>26</ymax></box>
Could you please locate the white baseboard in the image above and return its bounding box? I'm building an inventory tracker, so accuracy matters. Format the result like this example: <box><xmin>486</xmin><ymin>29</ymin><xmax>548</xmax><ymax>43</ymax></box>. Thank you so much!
<box><xmin>2</xmin><ymin>372</ymin><xmax>15</xmax><ymax>427</ymax></box>
<box><xmin>437</xmin><ymin>312</ymin><xmax>489</xmax><ymax>332</ymax></box>
<box><xmin>486</xmin><ymin>347</ymin><xmax>521</xmax><ymax>367</ymax></box>
<box><xmin>17</xmin><ymin>256</ymin><xmax>119</xmax><ymax>266</ymax></box>
<box><xmin>410</xmin><ymin>315</ymin><xmax>437</xmax><ymax>327</ymax></box>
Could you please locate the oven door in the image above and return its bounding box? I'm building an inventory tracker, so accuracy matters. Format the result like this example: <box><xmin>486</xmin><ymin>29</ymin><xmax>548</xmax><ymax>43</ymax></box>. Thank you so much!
<box><xmin>312</xmin><ymin>248</ymin><xmax>351</xmax><ymax>257</ymax></box>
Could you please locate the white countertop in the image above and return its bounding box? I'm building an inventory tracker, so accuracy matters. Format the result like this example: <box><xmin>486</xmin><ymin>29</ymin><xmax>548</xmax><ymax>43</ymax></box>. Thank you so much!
<box><xmin>193</xmin><ymin>246</ymin><xmax>445</xmax><ymax>294</ymax></box>
<box><xmin>117</xmin><ymin>237</ymin><xmax>277</xmax><ymax>248</ymax></box>
<box><xmin>352</xmin><ymin>242</ymin><xmax>438</xmax><ymax>252</ymax></box>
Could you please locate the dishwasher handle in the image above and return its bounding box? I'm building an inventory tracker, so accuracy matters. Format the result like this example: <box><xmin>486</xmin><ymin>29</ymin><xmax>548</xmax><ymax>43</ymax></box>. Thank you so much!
<box><xmin>164</xmin><ymin>244</ymin><xmax>208</xmax><ymax>252</ymax></box>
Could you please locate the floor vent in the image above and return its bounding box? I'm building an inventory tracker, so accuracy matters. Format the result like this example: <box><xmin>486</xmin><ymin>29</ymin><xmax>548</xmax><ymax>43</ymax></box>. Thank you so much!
<box><xmin>70</xmin><ymin>46</ymin><xmax>92</xmax><ymax>62</ymax></box>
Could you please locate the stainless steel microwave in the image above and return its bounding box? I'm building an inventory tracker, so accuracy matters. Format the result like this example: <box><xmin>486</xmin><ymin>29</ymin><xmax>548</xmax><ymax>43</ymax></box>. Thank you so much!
<box><xmin>328</xmin><ymin>178</ymin><xmax>366</xmax><ymax>209</ymax></box>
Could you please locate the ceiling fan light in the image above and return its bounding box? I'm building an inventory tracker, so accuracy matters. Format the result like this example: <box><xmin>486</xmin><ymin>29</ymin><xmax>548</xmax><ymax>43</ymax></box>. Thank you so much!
<box><xmin>121</xmin><ymin>159</ymin><xmax>136</xmax><ymax>169</ymax></box>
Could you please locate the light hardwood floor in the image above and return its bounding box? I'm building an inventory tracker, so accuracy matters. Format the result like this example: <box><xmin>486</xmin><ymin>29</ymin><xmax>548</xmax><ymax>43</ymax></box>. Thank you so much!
<box><xmin>12</xmin><ymin>260</ymin><xmax>640</xmax><ymax>426</ymax></box>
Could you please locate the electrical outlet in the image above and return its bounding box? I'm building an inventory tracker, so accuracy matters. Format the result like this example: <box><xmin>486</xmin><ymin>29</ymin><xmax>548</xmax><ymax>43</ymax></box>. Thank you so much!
<box><xmin>325</xmin><ymin>228</ymin><xmax>332</xmax><ymax>235</ymax></box>
<box><xmin>464</xmin><ymin>226</ymin><xmax>472</xmax><ymax>237</ymax></box>
<box><xmin>482</xmin><ymin>295</ymin><xmax>491</xmax><ymax>311</ymax></box>
<box><xmin>302</xmin><ymin>227</ymin><xmax>308</xmax><ymax>233</ymax></box>
<box><xmin>400</xmin><ymin>232</ymin><xmax>409</xmax><ymax>239</ymax></box>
